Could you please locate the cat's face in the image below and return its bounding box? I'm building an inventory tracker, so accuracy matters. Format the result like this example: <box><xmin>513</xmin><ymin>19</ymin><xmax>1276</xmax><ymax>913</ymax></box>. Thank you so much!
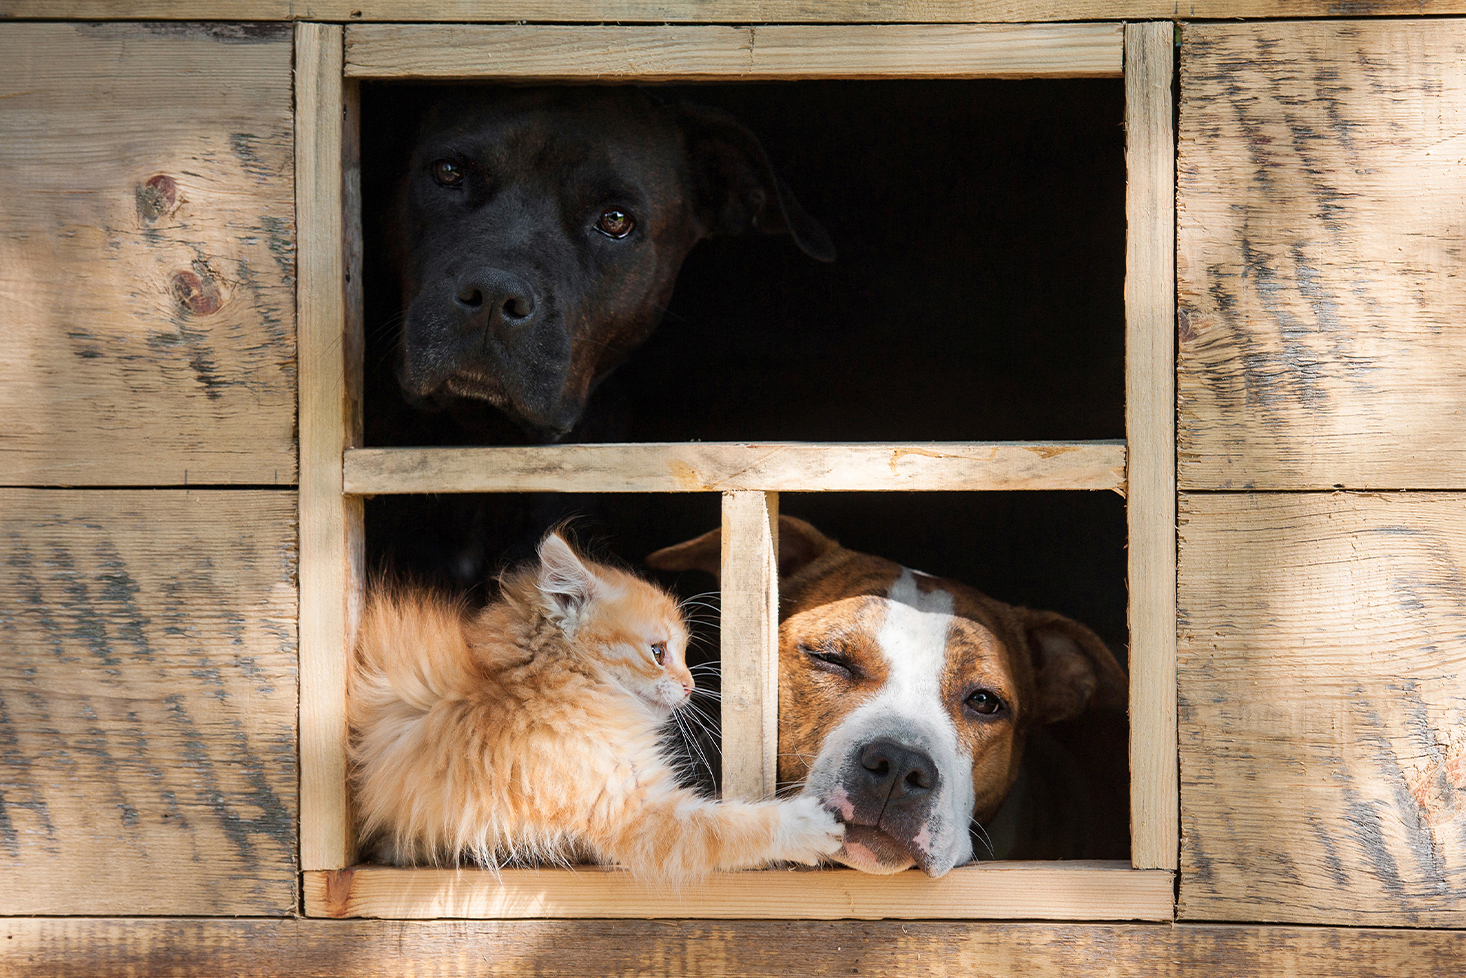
<box><xmin>587</xmin><ymin>594</ymin><xmax>694</xmax><ymax>719</ymax></box>
<box><xmin>536</xmin><ymin>532</ymin><xmax>694</xmax><ymax>718</ymax></box>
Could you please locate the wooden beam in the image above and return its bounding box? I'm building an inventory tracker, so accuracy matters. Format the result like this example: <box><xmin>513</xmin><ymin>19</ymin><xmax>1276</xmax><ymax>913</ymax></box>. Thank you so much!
<box><xmin>342</xmin><ymin>442</ymin><xmax>1126</xmax><ymax>495</ymax></box>
<box><xmin>1177</xmin><ymin>21</ymin><xmax>1466</xmax><ymax>490</ymax></box>
<box><xmin>1178</xmin><ymin>492</ymin><xmax>1466</xmax><ymax>926</ymax></box>
<box><xmin>17</xmin><ymin>916</ymin><xmax>1466</xmax><ymax>978</ymax></box>
<box><xmin>0</xmin><ymin>490</ymin><xmax>299</xmax><ymax>915</ymax></box>
<box><xmin>0</xmin><ymin>22</ymin><xmax>297</xmax><ymax>486</ymax></box>
<box><xmin>303</xmin><ymin>862</ymin><xmax>1172</xmax><ymax>920</ymax></box>
<box><xmin>296</xmin><ymin>22</ymin><xmax>362</xmax><ymax>873</ymax></box>
<box><xmin>7</xmin><ymin>1</ymin><xmax>1466</xmax><ymax>22</ymax></box>
<box><xmin>718</xmin><ymin>491</ymin><xmax>779</xmax><ymax>801</ymax></box>
<box><xmin>1123</xmin><ymin>21</ymin><xmax>1177</xmax><ymax>874</ymax></box>
<box><xmin>343</xmin><ymin>24</ymin><xmax>1123</xmax><ymax>80</ymax></box>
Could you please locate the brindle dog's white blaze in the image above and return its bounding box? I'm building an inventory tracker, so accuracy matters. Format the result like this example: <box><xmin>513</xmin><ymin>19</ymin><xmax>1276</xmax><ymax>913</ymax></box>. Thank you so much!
<box><xmin>801</xmin><ymin>569</ymin><xmax>977</xmax><ymax>876</ymax></box>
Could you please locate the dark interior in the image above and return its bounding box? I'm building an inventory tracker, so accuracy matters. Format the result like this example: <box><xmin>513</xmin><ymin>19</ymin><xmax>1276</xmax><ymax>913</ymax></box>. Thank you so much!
<box><xmin>358</xmin><ymin>76</ymin><xmax>1128</xmax><ymax>664</ymax></box>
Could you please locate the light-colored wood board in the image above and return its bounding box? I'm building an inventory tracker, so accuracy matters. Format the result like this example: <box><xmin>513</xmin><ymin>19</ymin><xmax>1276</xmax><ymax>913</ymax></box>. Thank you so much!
<box><xmin>18</xmin><ymin>917</ymin><xmax>1466</xmax><ymax>978</ymax></box>
<box><xmin>0</xmin><ymin>489</ymin><xmax>298</xmax><ymax>915</ymax></box>
<box><xmin>1123</xmin><ymin>22</ymin><xmax>1178</xmax><ymax>874</ymax></box>
<box><xmin>344</xmin><ymin>24</ymin><xmax>1122</xmax><ymax>80</ymax></box>
<box><xmin>10</xmin><ymin>1</ymin><xmax>1466</xmax><ymax>21</ymax></box>
<box><xmin>1178</xmin><ymin>492</ymin><xmax>1466</xmax><ymax>927</ymax></box>
<box><xmin>343</xmin><ymin>442</ymin><xmax>1126</xmax><ymax>495</ymax></box>
<box><xmin>0</xmin><ymin>23</ymin><xmax>297</xmax><ymax>487</ymax></box>
<box><xmin>297</xmin><ymin>22</ymin><xmax>362</xmax><ymax>873</ymax></box>
<box><xmin>1177</xmin><ymin>21</ymin><xmax>1466</xmax><ymax>491</ymax></box>
<box><xmin>303</xmin><ymin>862</ymin><xmax>1171</xmax><ymax>920</ymax></box>
<box><xmin>718</xmin><ymin>491</ymin><xmax>779</xmax><ymax>801</ymax></box>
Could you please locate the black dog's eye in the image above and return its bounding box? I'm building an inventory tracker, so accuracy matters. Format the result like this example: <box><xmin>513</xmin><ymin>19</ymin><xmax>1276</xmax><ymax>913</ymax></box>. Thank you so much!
<box><xmin>800</xmin><ymin>643</ymin><xmax>857</xmax><ymax>680</ymax></box>
<box><xmin>650</xmin><ymin>642</ymin><xmax>667</xmax><ymax>666</ymax></box>
<box><xmin>965</xmin><ymin>689</ymin><xmax>1007</xmax><ymax>718</ymax></box>
<box><xmin>430</xmin><ymin>159</ymin><xmax>464</xmax><ymax>187</ymax></box>
<box><xmin>595</xmin><ymin>208</ymin><xmax>636</xmax><ymax>239</ymax></box>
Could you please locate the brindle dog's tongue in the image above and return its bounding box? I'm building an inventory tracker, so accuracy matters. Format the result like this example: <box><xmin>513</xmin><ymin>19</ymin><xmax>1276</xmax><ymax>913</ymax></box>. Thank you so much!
<box><xmin>842</xmin><ymin>824</ymin><xmax>934</xmax><ymax>874</ymax></box>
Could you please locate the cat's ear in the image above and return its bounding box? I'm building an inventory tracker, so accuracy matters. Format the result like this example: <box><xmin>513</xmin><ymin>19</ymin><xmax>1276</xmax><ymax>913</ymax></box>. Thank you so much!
<box><xmin>536</xmin><ymin>532</ymin><xmax>600</xmax><ymax>633</ymax></box>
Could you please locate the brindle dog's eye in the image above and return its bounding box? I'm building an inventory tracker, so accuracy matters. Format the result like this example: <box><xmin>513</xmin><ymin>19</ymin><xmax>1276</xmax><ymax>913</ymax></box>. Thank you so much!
<box><xmin>650</xmin><ymin>642</ymin><xmax>667</xmax><ymax>665</ymax></box>
<box><xmin>800</xmin><ymin>643</ymin><xmax>856</xmax><ymax>679</ymax></box>
<box><xmin>596</xmin><ymin>208</ymin><xmax>635</xmax><ymax>239</ymax></box>
<box><xmin>965</xmin><ymin>689</ymin><xmax>1006</xmax><ymax>717</ymax></box>
<box><xmin>430</xmin><ymin>159</ymin><xmax>464</xmax><ymax>187</ymax></box>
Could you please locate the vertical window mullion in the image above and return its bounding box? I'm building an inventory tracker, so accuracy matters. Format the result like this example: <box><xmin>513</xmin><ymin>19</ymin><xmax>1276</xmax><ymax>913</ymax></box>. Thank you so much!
<box><xmin>717</xmin><ymin>490</ymin><xmax>780</xmax><ymax>800</ymax></box>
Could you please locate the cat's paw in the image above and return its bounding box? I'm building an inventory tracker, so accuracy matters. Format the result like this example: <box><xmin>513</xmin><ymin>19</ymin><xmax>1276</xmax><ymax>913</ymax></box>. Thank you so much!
<box><xmin>772</xmin><ymin>795</ymin><xmax>846</xmax><ymax>865</ymax></box>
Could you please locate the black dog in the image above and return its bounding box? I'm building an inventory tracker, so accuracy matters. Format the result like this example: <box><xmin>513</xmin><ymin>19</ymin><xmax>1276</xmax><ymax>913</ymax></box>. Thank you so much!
<box><xmin>385</xmin><ymin>86</ymin><xmax>834</xmax><ymax>442</ymax></box>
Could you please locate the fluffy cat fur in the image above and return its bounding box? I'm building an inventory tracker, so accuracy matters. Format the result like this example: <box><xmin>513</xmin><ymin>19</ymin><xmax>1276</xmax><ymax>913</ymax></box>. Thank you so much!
<box><xmin>349</xmin><ymin>531</ymin><xmax>844</xmax><ymax>880</ymax></box>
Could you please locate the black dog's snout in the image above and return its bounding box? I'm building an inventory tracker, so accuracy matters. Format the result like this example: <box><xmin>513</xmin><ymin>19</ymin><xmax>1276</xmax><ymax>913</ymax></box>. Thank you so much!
<box><xmin>858</xmin><ymin>739</ymin><xmax>938</xmax><ymax>803</ymax></box>
<box><xmin>453</xmin><ymin>267</ymin><xmax>537</xmax><ymax>339</ymax></box>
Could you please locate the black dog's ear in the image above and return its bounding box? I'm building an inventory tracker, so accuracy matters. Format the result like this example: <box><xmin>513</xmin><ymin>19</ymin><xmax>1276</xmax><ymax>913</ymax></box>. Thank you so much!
<box><xmin>645</xmin><ymin>515</ymin><xmax>840</xmax><ymax>582</ymax></box>
<box><xmin>677</xmin><ymin>103</ymin><xmax>836</xmax><ymax>262</ymax></box>
<box><xmin>1021</xmin><ymin>610</ymin><xmax>1129</xmax><ymax>725</ymax></box>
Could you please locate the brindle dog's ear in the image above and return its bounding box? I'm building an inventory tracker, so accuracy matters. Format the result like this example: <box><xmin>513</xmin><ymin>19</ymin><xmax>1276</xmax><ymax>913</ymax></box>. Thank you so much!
<box><xmin>1022</xmin><ymin>610</ymin><xmax>1129</xmax><ymax>724</ymax></box>
<box><xmin>645</xmin><ymin>526</ymin><xmax>722</xmax><ymax>579</ymax></box>
<box><xmin>772</xmin><ymin>516</ymin><xmax>839</xmax><ymax>578</ymax></box>
<box><xmin>676</xmin><ymin>103</ymin><xmax>836</xmax><ymax>262</ymax></box>
<box><xmin>645</xmin><ymin>515</ymin><xmax>840</xmax><ymax>582</ymax></box>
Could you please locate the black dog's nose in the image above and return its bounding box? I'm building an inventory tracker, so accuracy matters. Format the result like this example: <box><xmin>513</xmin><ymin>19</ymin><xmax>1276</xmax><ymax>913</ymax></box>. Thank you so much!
<box><xmin>453</xmin><ymin>267</ymin><xmax>537</xmax><ymax>339</ymax></box>
<box><xmin>858</xmin><ymin>739</ymin><xmax>939</xmax><ymax>803</ymax></box>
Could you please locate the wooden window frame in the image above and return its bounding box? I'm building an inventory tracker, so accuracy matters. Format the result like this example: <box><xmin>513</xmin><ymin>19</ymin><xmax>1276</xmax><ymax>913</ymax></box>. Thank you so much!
<box><xmin>296</xmin><ymin>20</ymin><xmax>1177</xmax><ymax>920</ymax></box>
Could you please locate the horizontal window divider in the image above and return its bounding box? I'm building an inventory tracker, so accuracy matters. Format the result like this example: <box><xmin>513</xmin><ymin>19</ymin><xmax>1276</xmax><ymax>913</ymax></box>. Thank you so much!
<box><xmin>342</xmin><ymin>441</ymin><xmax>1126</xmax><ymax>495</ymax></box>
<box><xmin>343</xmin><ymin>23</ymin><xmax>1124</xmax><ymax>81</ymax></box>
<box><xmin>305</xmin><ymin>862</ymin><xmax>1173</xmax><ymax>921</ymax></box>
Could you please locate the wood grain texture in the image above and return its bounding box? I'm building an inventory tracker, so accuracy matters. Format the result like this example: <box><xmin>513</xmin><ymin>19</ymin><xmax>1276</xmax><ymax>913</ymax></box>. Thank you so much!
<box><xmin>1177</xmin><ymin>21</ymin><xmax>1466</xmax><ymax>490</ymax></box>
<box><xmin>1124</xmin><ymin>22</ymin><xmax>1179</xmax><ymax>874</ymax></box>
<box><xmin>344</xmin><ymin>23</ymin><xmax>1122</xmax><ymax>80</ymax></box>
<box><xmin>343</xmin><ymin>442</ymin><xmax>1126</xmax><ymax>495</ymax></box>
<box><xmin>296</xmin><ymin>22</ymin><xmax>364</xmax><ymax>873</ymax></box>
<box><xmin>718</xmin><ymin>491</ymin><xmax>779</xmax><ymax>801</ymax></box>
<box><xmin>1178</xmin><ymin>492</ymin><xmax>1466</xmax><ymax>926</ymax></box>
<box><xmin>0</xmin><ymin>490</ymin><xmax>298</xmax><ymax>915</ymax></box>
<box><xmin>0</xmin><ymin>23</ymin><xmax>297</xmax><ymax>487</ymax></box>
<box><xmin>5</xmin><ymin>1</ymin><xmax>1466</xmax><ymax>22</ymax></box>
<box><xmin>303</xmin><ymin>862</ymin><xmax>1171</xmax><ymax>920</ymax></box>
<box><xmin>15</xmin><ymin>917</ymin><xmax>1466</xmax><ymax>977</ymax></box>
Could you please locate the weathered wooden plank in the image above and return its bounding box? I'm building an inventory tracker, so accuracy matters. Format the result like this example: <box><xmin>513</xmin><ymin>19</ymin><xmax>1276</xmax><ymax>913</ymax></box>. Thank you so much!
<box><xmin>1124</xmin><ymin>21</ymin><xmax>1178</xmax><ymax>874</ymax></box>
<box><xmin>0</xmin><ymin>23</ymin><xmax>297</xmax><ymax>487</ymax></box>
<box><xmin>343</xmin><ymin>23</ymin><xmax>1123</xmax><ymax>80</ymax></box>
<box><xmin>7</xmin><ymin>1</ymin><xmax>1466</xmax><ymax>22</ymax></box>
<box><xmin>303</xmin><ymin>862</ymin><xmax>1171</xmax><ymax>920</ymax></box>
<box><xmin>718</xmin><ymin>491</ymin><xmax>779</xmax><ymax>801</ymax></box>
<box><xmin>1177</xmin><ymin>21</ymin><xmax>1466</xmax><ymax>490</ymax></box>
<box><xmin>0</xmin><ymin>489</ymin><xmax>298</xmax><ymax>915</ymax></box>
<box><xmin>1178</xmin><ymin>492</ymin><xmax>1466</xmax><ymax>926</ymax></box>
<box><xmin>17</xmin><ymin>917</ymin><xmax>1466</xmax><ymax>978</ymax></box>
<box><xmin>297</xmin><ymin>22</ymin><xmax>364</xmax><ymax>873</ymax></box>
<box><xmin>343</xmin><ymin>443</ymin><xmax>1126</xmax><ymax>495</ymax></box>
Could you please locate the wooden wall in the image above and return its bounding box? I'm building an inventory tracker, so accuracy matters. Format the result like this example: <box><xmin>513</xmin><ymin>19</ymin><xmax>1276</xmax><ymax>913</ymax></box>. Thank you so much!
<box><xmin>0</xmin><ymin>24</ymin><xmax>299</xmax><ymax>916</ymax></box>
<box><xmin>3</xmin><ymin>10</ymin><xmax>1466</xmax><ymax>976</ymax></box>
<box><xmin>1177</xmin><ymin>21</ymin><xmax>1466</xmax><ymax>927</ymax></box>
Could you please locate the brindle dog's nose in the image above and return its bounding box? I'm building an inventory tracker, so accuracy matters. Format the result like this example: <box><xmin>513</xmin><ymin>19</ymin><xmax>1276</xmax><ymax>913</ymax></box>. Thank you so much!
<box><xmin>453</xmin><ymin>267</ymin><xmax>537</xmax><ymax>340</ymax></box>
<box><xmin>858</xmin><ymin>739</ymin><xmax>939</xmax><ymax>803</ymax></box>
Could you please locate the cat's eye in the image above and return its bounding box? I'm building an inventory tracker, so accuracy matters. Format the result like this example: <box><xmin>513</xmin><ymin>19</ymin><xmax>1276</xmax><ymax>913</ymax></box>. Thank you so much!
<box><xmin>650</xmin><ymin>642</ymin><xmax>667</xmax><ymax>665</ymax></box>
<box><xmin>430</xmin><ymin>158</ymin><xmax>464</xmax><ymax>187</ymax></box>
<box><xmin>596</xmin><ymin>208</ymin><xmax>635</xmax><ymax>239</ymax></box>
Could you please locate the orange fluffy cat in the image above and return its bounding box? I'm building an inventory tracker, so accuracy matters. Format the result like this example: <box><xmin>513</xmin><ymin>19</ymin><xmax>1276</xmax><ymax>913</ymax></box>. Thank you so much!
<box><xmin>349</xmin><ymin>531</ymin><xmax>844</xmax><ymax>880</ymax></box>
